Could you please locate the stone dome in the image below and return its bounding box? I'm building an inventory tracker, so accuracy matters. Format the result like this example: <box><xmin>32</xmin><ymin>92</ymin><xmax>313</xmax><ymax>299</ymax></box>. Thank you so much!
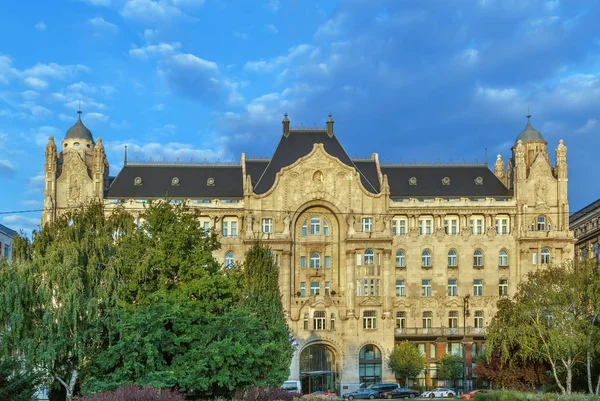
<box><xmin>65</xmin><ymin>112</ymin><xmax>93</xmax><ymax>141</ymax></box>
<box><xmin>515</xmin><ymin>116</ymin><xmax>544</xmax><ymax>144</ymax></box>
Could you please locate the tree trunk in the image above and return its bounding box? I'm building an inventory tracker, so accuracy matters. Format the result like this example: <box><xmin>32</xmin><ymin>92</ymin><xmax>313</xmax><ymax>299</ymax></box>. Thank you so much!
<box><xmin>596</xmin><ymin>373</ymin><xmax>600</xmax><ymax>395</ymax></box>
<box><xmin>566</xmin><ymin>363</ymin><xmax>572</xmax><ymax>395</ymax></box>
<box><xmin>587</xmin><ymin>314</ymin><xmax>597</xmax><ymax>394</ymax></box>
<box><xmin>549</xmin><ymin>361</ymin><xmax>567</xmax><ymax>394</ymax></box>
<box><xmin>56</xmin><ymin>369</ymin><xmax>78</xmax><ymax>401</ymax></box>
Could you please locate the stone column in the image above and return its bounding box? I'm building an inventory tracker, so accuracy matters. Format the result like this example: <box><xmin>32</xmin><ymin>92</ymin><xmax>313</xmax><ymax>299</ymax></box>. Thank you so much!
<box><xmin>346</xmin><ymin>249</ymin><xmax>356</xmax><ymax>318</ymax></box>
<box><xmin>509</xmin><ymin>214</ymin><xmax>515</xmax><ymax>235</ymax></box>
<box><xmin>282</xmin><ymin>250</ymin><xmax>292</xmax><ymax>316</ymax></box>
<box><xmin>382</xmin><ymin>249</ymin><xmax>392</xmax><ymax>317</ymax></box>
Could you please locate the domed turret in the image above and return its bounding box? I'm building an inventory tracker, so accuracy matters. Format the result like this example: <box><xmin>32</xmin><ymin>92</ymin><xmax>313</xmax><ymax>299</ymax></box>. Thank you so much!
<box><xmin>515</xmin><ymin>115</ymin><xmax>545</xmax><ymax>144</ymax></box>
<box><xmin>65</xmin><ymin>111</ymin><xmax>93</xmax><ymax>141</ymax></box>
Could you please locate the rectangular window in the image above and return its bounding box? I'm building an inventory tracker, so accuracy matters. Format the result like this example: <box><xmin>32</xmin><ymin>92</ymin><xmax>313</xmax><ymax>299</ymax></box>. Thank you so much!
<box><xmin>473</xmin><ymin>279</ymin><xmax>483</xmax><ymax>296</ymax></box>
<box><xmin>364</xmin><ymin>279</ymin><xmax>369</xmax><ymax>297</ymax></box>
<box><xmin>356</xmin><ymin>253</ymin><xmax>362</xmax><ymax>266</ymax></box>
<box><xmin>324</xmin><ymin>256</ymin><xmax>331</xmax><ymax>268</ymax></box>
<box><xmin>314</xmin><ymin>311</ymin><xmax>326</xmax><ymax>330</ymax></box>
<box><xmin>499</xmin><ymin>279</ymin><xmax>508</xmax><ymax>297</ymax></box>
<box><xmin>537</xmin><ymin>216</ymin><xmax>546</xmax><ymax>231</ymax></box>
<box><xmin>448</xmin><ymin>311</ymin><xmax>459</xmax><ymax>329</ymax></box>
<box><xmin>310</xmin><ymin>282</ymin><xmax>320</xmax><ymax>296</ymax></box>
<box><xmin>470</xmin><ymin>217</ymin><xmax>484</xmax><ymax>235</ymax></box>
<box><xmin>447</xmin><ymin>279</ymin><xmax>457</xmax><ymax>296</ymax></box>
<box><xmin>396</xmin><ymin>280</ymin><xmax>406</xmax><ymax>297</ymax></box>
<box><xmin>310</xmin><ymin>217</ymin><xmax>321</xmax><ymax>234</ymax></box>
<box><xmin>446</xmin><ymin>343</ymin><xmax>462</xmax><ymax>356</ymax></box>
<box><xmin>422</xmin><ymin>312</ymin><xmax>433</xmax><ymax>329</ymax></box>
<box><xmin>430</xmin><ymin>343</ymin><xmax>436</xmax><ymax>359</ymax></box>
<box><xmin>444</xmin><ymin>217</ymin><xmax>459</xmax><ymax>235</ymax></box>
<box><xmin>300</xmin><ymin>282</ymin><xmax>306</xmax><ymax>297</ymax></box>
<box><xmin>418</xmin><ymin>217</ymin><xmax>432</xmax><ymax>235</ymax></box>
<box><xmin>261</xmin><ymin>218</ymin><xmax>273</xmax><ymax>233</ymax></box>
<box><xmin>362</xmin><ymin>217</ymin><xmax>373</xmax><ymax>232</ymax></box>
<box><xmin>325</xmin><ymin>281</ymin><xmax>330</xmax><ymax>296</ymax></box>
<box><xmin>396</xmin><ymin>312</ymin><xmax>406</xmax><ymax>329</ymax></box>
<box><xmin>495</xmin><ymin>217</ymin><xmax>509</xmax><ymax>234</ymax></box>
<box><xmin>421</xmin><ymin>279</ymin><xmax>432</xmax><ymax>297</ymax></box>
<box><xmin>363</xmin><ymin>311</ymin><xmax>377</xmax><ymax>330</ymax></box>
<box><xmin>474</xmin><ymin>311</ymin><xmax>484</xmax><ymax>328</ymax></box>
<box><xmin>532</xmin><ymin>252</ymin><xmax>537</xmax><ymax>265</ymax></box>
<box><xmin>392</xmin><ymin>218</ymin><xmax>407</xmax><ymax>235</ymax></box>
<box><xmin>418</xmin><ymin>344</ymin><xmax>426</xmax><ymax>356</ymax></box>
<box><xmin>300</xmin><ymin>256</ymin><xmax>306</xmax><ymax>269</ymax></box>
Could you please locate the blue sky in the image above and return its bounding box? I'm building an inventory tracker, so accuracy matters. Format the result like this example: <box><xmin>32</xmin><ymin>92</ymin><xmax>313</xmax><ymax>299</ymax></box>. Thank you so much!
<box><xmin>0</xmin><ymin>0</ymin><xmax>599</xmax><ymax>233</ymax></box>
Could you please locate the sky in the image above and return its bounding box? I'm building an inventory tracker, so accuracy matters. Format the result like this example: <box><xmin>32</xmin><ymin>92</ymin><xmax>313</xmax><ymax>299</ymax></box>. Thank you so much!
<box><xmin>0</xmin><ymin>0</ymin><xmax>599</xmax><ymax>234</ymax></box>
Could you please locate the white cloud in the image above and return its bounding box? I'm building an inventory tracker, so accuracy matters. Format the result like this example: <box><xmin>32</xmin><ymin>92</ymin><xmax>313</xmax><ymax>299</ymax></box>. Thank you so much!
<box><xmin>264</xmin><ymin>0</ymin><xmax>279</xmax><ymax>12</ymax></box>
<box><xmin>23</xmin><ymin>62</ymin><xmax>89</xmax><ymax>80</ymax></box>
<box><xmin>59</xmin><ymin>113</ymin><xmax>76</xmax><ymax>122</ymax></box>
<box><xmin>0</xmin><ymin>159</ymin><xmax>14</xmax><ymax>177</ymax></box>
<box><xmin>1</xmin><ymin>215</ymin><xmax>41</xmax><ymax>234</ymax></box>
<box><xmin>28</xmin><ymin>172</ymin><xmax>45</xmax><ymax>193</ymax></box>
<box><xmin>459</xmin><ymin>48</ymin><xmax>480</xmax><ymax>66</ymax></box>
<box><xmin>314</xmin><ymin>13</ymin><xmax>347</xmax><ymax>38</ymax></box>
<box><xmin>129</xmin><ymin>42</ymin><xmax>181</xmax><ymax>59</ymax></box>
<box><xmin>153</xmin><ymin>103</ymin><xmax>165</xmax><ymax>111</ymax></box>
<box><xmin>64</xmin><ymin>99</ymin><xmax>107</xmax><ymax>111</ymax></box>
<box><xmin>104</xmin><ymin>139</ymin><xmax>228</xmax><ymax>164</ymax></box>
<box><xmin>22</xmin><ymin>199</ymin><xmax>43</xmax><ymax>207</ymax></box>
<box><xmin>121</xmin><ymin>0</ymin><xmax>183</xmax><ymax>22</ymax></box>
<box><xmin>0</xmin><ymin>55</ymin><xmax>19</xmax><ymax>84</ymax></box>
<box><xmin>89</xmin><ymin>17</ymin><xmax>119</xmax><ymax>34</ymax></box>
<box><xmin>33</xmin><ymin>126</ymin><xmax>61</xmax><ymax>147</ymax></box>
<box><xmin>24</xmin><ymin>77</ymin><xmax>48</xmax><ymax>90</ymax></box>
<box><xmin>264</xmin><ymin>24</ymin><xmax>278</xmax><ymax>34</ymax></box>
<box><xmin>29</xmin><ymin>105</ymin><xmax>53</xmax><ymax>118</ymax></box>
<box><xmin>575</xmin><ymin>118</ymin><xmax>597</xmax><ymax>134</ymax></box>
<box><xmin>35</xmin><ymin>21</ymin><xmax>47</xmax><ymax>31</ymax></box>
<box><xmin>84</xmin><ymin>112</ymin><xmax>109</xmax><ymax>123</ymax></box>
<box><xmin>22</xmin><ymin>90</ymin><xmax>40</xmax><ymax>99</ymax></box>
<box><xmin>77</xmin><ymin>0</ymin><xmax>111</xmax><ymax>5</ymax></box>
<box><xmin>244</xmin><ymin>44</ymin><xmax>315</xmax><ymax>73</ymax></box>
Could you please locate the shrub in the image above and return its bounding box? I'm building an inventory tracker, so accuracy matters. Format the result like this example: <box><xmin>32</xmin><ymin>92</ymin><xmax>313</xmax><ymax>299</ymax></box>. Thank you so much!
<box><xmin>76</xmin><ymin>386</ymin><xmax>185</xmax><ymax>401</ymax></box>
<box><xmin>241</xmin><ymin>387</ymin><xmax>299</xmax><ymax>401</ymax></box>
<box><xmin>473</xmin><ymin>390</ymin><xmax>600</xmax><ymax>401</ymax></box>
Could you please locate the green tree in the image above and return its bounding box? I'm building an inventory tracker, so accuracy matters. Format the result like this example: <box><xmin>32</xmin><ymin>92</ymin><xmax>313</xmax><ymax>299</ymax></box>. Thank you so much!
<box><xmin>386</xmin><ymin>341</ymin><xmax>426</xmax><ymax>386</ymax></box>
<box><xmin>437</xmin><ymin>353</ymin><xmax>463</xmax><ymax>390</ymax></box>
<box><xmin>0</xmin><ymin>359</ymin><xmax>42</xmax><ymax>401</ymax></box>
<box><xmin>486</xmin><ymin>262</ymin><xmax>592</xmax><ymax>394</ymax></box>
<box><xmin>0</xmin><ymin>202</ymin><xmax>130</xmax><ymax>401</ymax></box>
<box><xmin>472</xmin><ymin>351</ymin><xmax>547</xmax><ymax>391</ymax></box>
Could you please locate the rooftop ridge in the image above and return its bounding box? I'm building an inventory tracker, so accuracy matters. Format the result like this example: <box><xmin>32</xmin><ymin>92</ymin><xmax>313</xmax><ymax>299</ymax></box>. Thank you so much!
<box><xmin>126</xmin><ymin>159</ymin><xmax>240</xmax><ymax>167</ymax></box>
<box><xmin>379</xmin><ymin>159</ymin><xmax>487</xmax><ymax>167</ymax></box>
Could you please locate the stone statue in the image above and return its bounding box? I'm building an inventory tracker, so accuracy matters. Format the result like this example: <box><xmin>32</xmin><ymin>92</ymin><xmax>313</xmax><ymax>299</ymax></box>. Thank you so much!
<box><xmin>346</xmin><ymin>213</ymin><xmax>356</xmax><ymax>236</ymax></box>
<box><xmin>282</xmin><ymin>213</ymin><xmax>291</xmax><ymax>236</ymax></box>
<box><xmin>245</xmin><ymin>213</ymin><xmax>254</xmax><ymax>238</ymax></box>
<box><xmin>535</xmin><ymin>180</ymin><xmax>547</xmax><ymax>204</ymax></box>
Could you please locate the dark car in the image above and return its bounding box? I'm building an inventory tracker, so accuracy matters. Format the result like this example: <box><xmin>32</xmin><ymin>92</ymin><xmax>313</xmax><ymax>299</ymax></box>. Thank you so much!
<box><xmin>367</xmin><ymin>383</ymin><xmax>400</xmax><ymax>397</ymax></box>
<box><xmin>343</xmin><ymin>389</ymin><xmax>379</xmax><ymax>400</ymax></box>
<box><xmin>384</xmin><ymin>388</ymin><xmax>420</xmax><ymax>399</ymax></box>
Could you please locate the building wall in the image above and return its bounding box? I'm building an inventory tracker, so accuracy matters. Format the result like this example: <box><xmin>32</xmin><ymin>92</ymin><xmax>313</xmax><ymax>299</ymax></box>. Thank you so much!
<box><xmin>570</xmin><ymin>198</ymin><xmax>600</xmax><ymax>264</ymax></box>
<box><xmin>44</xmin><ymin>131</ymin><xmax>575</xmax><ymax>393</ymax></box>
<box><xmin>0</xmin><ymin>230</ymin><xmax>14</xmax><ymax>261</ymax></box>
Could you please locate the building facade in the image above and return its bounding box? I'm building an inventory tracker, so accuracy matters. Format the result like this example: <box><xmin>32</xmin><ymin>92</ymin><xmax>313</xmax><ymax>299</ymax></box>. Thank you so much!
<box><xmin>570</xmin><ymin>198</ymin><xmax>600</xmax><ymax>264</ymax></box>
<box><xmin>0</xmin><ymin>223</ymin><xmax>17</xmax><ymax>262</ymax></box>
<box><xmin>42</xmin><ymin>113</ymin><xmax>574</xmax><ymax>393</ymax></box>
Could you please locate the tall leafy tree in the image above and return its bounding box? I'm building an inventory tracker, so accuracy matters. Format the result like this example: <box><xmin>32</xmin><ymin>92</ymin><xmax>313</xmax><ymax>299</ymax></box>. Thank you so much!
<box><xmin>436</xmin><ymin>354</ymin><xmax>463</xmax><ymax>390</ymax></box>
<box><xmin>486</xmin><ymin>262</ymin><xmax>594</xmax><ymax>394</ymax></box>
<box><xmin>386</xmin><ymin>341</ymin><xmax>425</xmax><ymax>386</ymax></box>
<box><xmin>0</xmin><ymin>359</ymin><xmax>43</xmax><ymax>401</ymax></box>
<box><xmin>0</xmin><ymin>202</ymin><xmax>131</xmax><ymax>401</ymax></box>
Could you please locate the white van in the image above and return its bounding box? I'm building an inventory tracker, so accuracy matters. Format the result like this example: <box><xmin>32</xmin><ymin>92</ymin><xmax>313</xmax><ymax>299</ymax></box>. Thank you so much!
<box><xmin>281</xmin><ymin>380</ymin><xmax>302</xmax><ymax>394</ymax></box>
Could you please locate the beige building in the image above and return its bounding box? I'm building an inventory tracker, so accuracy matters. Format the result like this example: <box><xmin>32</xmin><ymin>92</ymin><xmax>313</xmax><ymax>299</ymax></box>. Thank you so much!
<box><xmin>43</xmin><ymin>112</ymin><xmax>574</xmax><ymax>393</ymax></box>
<box><xmin>570</xmin><ymin>198</ymin><xmax>600</xmax><ymax>264</ymax></box>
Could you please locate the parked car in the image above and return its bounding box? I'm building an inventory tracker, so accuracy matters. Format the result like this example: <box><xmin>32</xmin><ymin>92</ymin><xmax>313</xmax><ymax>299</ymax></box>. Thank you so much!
<box><xmin>367</xmin><ymin>383</ymin><xmax>400</xmax><ymax>397</ymax></box>
<box><xmin>460</xmin><ymin>389</ymin><xmax>492</xmax><ymax>400</ymax></box>
<box><xmin>383</xmin><ymin>387</ymin><xmax>421</xmax><ymax>399</ymax></box>
<box><xmin>342</xmin><ymin>388</ymin><xmax>379</xmax><ymax>400</ymax></box>
<box><xmin>281</xmin><ymin>380</ymin><xmax>302</xmax><ymax>394</ymax></box>
<box><xmin>422</xmin><ymin>388</ymin><xmax>457</xmax><ymax>398</ymax></box>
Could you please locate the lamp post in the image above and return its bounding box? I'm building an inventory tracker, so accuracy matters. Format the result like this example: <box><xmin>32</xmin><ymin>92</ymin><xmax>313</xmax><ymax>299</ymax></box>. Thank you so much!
<box><xmin>423</xmin><ymin>368</ymin><xmax>428</xmax><ymax>391</ymax></box>
<box><xmin>462</xmin><ymin>294</ymin><xmax>471</xmax><ymax>394</ymax></box>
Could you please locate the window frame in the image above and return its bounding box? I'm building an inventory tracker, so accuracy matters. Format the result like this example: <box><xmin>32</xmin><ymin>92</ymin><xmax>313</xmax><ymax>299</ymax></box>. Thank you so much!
<box><xmin>499</xmin><ymin>279</ymin><xmax>508</xmax><ymax>297</ymax></box>
<box><xmin>395</xmin><ymin>250</ymin><xmax>406</xmax><ymax>268</ymax></box>
<box><xmin>444</xmin><ymin>216</ymin><xmax>459</xmax><ymax>235</ymax></box>
<box><xmin>261</xmin><ymin>218</ymin><xmax>273</xmax><ymax>233</ymax></box>
<box><xmin>447</xmin><ymin>279</ymin><xmax>457</xmax><ymax>296</ymax></box>
<box><xmin>310</xmin><ymin>282</ymin><xmax>320</xmax><ymax>296</ymax></box>
<box><xmin>310</xmin><ymin>252</ymin><xmax>321</xmax><ymax>269</ymax></box>
<box><xmin>474</xmin><ymin>310</ymin><xmax>484</xmax><ymax>328</ymax></box>
<box><xmin>418</xmin><ymin>216</ymin><xmax>433</xmax><ymax>236</ymax></box>
<box><xmin>421</xmin><ymin>249</ymin><xmax>432</xmax><ymax>268</ymax></box>
<box><xmin>362</xmin><ymin>217</ymin><xmax>373</xmax><ymax>233</ymax></box>
<box><xmin>541</xmin><ymin>248</ymin><xmax>550</xmax><ymax>264</ymax></box>
<box><xmin>470</xmin><ymin>216</ymin><xmax>484</xmax><ymax>235</ymax></box>
<box><xmin>222</xmin><ymin>217</ymin><xmax>238</xmax><ymax>237</ymax></box>
<box><xmin>396</xmin><ymin>311</ymin><xmax>406</xmax><ymax>330</ymax></box>
<box><xmin>495</xmin><ymin>216</ymin><xmax>509</xmax><ymax>235</ymax></box>
<box><xmin>310</xmin><ymin>217</ymin><xmax>321</xmax><ymax>235</ymax></box>
<box><xmin>396</xmin><ymin>280</ymin><xmax>406</xmax><ymax>297</ymax></box>
<box><xmin>392</xmin><ymin>217</ymin><xmax>407</xmax><ymax>236</ymax></box>
<box><xmin>448</xmin><ymin>250</ymin><xmax>457</xmax><ymax>267</ymax></box>
<box><xmin>421</xmin><ymin>279</ymin><xmax>432</xmax><ymax>297</ymax></box>
<box><xmin>448</xmin><ymin>310</ymin><xmax>459</xmax><ymax>329</ymax></box>
<box><xmin>499</xmin><ymin>249</ymin><xmax>509</xmax><ymax>267</ymax></box>
<box><xmin>363</xmin><ymin>310</ymin><xmax>377</xmax><ymax>330</ymax></box>
<box><xmin>224</xmin><ymin>252</ymin><xmax>235</xmax><ymax>268</ymax></box>
<box><xmin>364</xmin><ymin>249</ymin><xmax>375</xmax><ymax>265</ymax></box>
<box><xmin>473</xmin><ymin>249</ymin><xmax>484</xmax><ymax>267</ymax></box>
<box><xmin>313</xmin><ymin>311</ymin><xmax>326</xmax><ymax>330</ymax></box>
<box><xmin>473</xmin><ymin>279</ymin><xmax>483</xmax><ymax>296</ymax></box>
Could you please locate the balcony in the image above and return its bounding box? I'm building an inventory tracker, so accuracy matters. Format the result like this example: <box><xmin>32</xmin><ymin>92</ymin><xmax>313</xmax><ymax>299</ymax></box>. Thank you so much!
<box><xmin>394</xmin><ymin>327</ymin><xmax>487</xmax><ymax>337</ymax></box>
<box><xmin>356</xmin><ymin>265</ymin><xmax>381</xmax><ymax>277</ymax></box>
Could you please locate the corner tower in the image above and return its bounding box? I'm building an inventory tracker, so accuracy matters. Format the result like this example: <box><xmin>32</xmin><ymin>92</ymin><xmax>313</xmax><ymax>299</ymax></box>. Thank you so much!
<box><xmin>42</xmin><ymin>111</ymin><xmax>109</xmax><ymax>224</ymax></box>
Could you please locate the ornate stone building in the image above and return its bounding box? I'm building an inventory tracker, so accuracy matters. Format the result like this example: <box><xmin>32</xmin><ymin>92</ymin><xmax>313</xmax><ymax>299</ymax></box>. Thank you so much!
<box><xmin>43</xmin><ymin>113</ymin><xmax>574</xmax><ymax>394</ymax></box>
<box><xmin>570</xmin><ymin>198</ymin><xmax>600</xmax><ymax>264</ymax></box>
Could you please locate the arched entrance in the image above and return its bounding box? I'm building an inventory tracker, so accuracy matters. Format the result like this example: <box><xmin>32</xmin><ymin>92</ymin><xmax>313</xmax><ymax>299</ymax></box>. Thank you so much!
<box><xmin>359</xmin><ymin>344</ymin><xmax>382</xmax><ymax>386</ymax></box>
<box><xmin>300</xmin><ymin>343</ymin><xmax>338</xmax><ymax>394</ymax></box>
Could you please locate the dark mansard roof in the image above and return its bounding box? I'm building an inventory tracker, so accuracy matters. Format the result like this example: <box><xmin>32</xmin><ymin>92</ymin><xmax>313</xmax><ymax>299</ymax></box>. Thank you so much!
<box><xmin>106</xmin><ymin>128</ymin><xmax>511</xmax><ymax>199</ymax></box>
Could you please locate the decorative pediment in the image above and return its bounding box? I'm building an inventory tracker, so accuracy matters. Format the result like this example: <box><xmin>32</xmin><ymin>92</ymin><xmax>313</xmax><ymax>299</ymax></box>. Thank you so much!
<box><xmin>359</xmin><ymin>297</ymin><xmax>383</xmax><ymax>307</ymax></box>
<box><xmin>307</xmin><ymin>296</ymin><xmax>334</xmax><ymax>308</ymax></box>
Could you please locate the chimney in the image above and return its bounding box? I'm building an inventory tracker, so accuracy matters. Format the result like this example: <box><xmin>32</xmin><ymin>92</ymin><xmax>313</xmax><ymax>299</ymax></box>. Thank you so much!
<box><xmin>326</xmin><ymin>113</ymin><xmax>334</xmax><ymax>137</ymax></box>
<box><xmin>282</xmin><ymin>113</ymin><xmax>290</xmax><ymax>137</ymax></box>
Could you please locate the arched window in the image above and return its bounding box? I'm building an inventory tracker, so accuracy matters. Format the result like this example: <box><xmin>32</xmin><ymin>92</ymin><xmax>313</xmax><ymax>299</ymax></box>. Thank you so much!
<box><xmin>310</xmin><ymin>253</ymin><xmax>321</xmax><ymax>269</ymax></box>
<box><xmin>541</xmin><ymin>248</ymin><xmax>550</xmax><ymax>264</ymax></box>
<box><xmin>310</xmin><ymin>217</ymin><xmax>321</xmax><ymax>235</ymax></box>
<box><xmin>313</xmin><ymin>311</ymin><xmax>326</xmax><ymax>330</ymax></box>
<box><xmin>447</xmin><ymin>250</ymin><xmax>457</xmax><ymax>267</ymax></box>
<box><xmin>364</xmin><ymin>249</ymin><xmax>374</xmax><ymax>265</ymax></box>
<box><xmin>499</xmin><ymin>249</ymin><xmax>508</xmax><ymax>267</ymax></box>
<box><xmin>323</xmin><ymin>220</ymin><xmax>330</xmax><ymax>236</ymax></box>
<box><xmin>359</xmin><ymin>344</ymin><xmax>382</xmax><ymax>386</ymax></box>
<box><xmin>473</xmin><ymin>249</ymin><xmax>483</xmax><ymax>267</ymax></box>
<box><xmin>225</xmin><ymin>252</ymin><xmax>235</xmax><ymax>268</ymax></box>
<box><xmin>421</xmin><ymin>250</ymin><xmax>431</xmax><ymax>268</ymax></box>
<box><xmin>395</xmin><ymin>250</ymin><xmax>405</xmax><ymax>268</ymax></box>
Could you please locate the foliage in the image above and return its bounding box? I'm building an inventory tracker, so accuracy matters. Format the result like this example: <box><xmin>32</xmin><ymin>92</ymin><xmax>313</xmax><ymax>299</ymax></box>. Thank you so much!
<box><xmin>0</xmin><ymin>359</ymin><xmax>42</xmax><ymax>401</ymax></box>
<box><xmin>239</xmin><ymin>387</ymin><xmax>299</xmax><ymax>401</ymax></box>
<box><xmin>471</xmin><ymin>390</ymin><xmax>600</xmax><ymax>401</ymax></box>
<box><xmin>436</xmin><ymin>353</ymin><xmax>463</xmax><ymax>387</ymax></box>
<box><xmin>472</xmin><ymin>352</ymin><xmax>547</xmax><ymax>391</ymax></box>
<box><xmin>0</xmin><ymin>202</ymin><xmax>130</xmax><ymax>401</ymax></box>
<box><xmin>76</xmin><ymin>386</ymin><xmax>184</xmax><ymax>401</ymax></box>
<box><xmin>386</xmin><ymin>341</ymin><xmax>425</xmax><ymax>386</ymax></box>
<box><xmin>485</xmin><ymin>262</ymin><xmax>597</xmax><ymax>394</ymax></box>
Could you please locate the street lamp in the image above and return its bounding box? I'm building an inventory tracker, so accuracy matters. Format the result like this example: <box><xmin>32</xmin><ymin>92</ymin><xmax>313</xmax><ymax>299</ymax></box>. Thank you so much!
<box><xmin>462</xmin><ymin>294</ymin><xmax>471</xmax><ymax>394</ymax></box>
<box><xmin>423</xmin><ymin>368</ymin><xmax>428</xmax><ymax>391</ymax></box>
